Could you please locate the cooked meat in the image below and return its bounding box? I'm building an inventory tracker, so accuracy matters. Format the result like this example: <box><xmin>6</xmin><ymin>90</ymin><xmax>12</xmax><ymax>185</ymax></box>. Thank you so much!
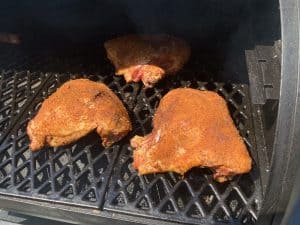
<box><xmin>27</xmin><ymin>79</ymin><xmax>131</xmax><ymax>151</ymax></box>
<box><xmin>104</xmin><ymin>34</ymin><xmax>190</xmax><ymax>87</ymax></box>
<box><xmin>131</xmin><ymin>88</ymin><xmax>252</xmax><ymax>182</ymax></box>
<box><xmin>0</xmin><ymin>33</ymin><xmax>20</xmax><ymax>44</ymax></box>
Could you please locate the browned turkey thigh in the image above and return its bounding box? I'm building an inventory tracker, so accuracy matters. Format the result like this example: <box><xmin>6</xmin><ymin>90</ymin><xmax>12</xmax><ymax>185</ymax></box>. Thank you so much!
<box><xmin>131</xmin><ymin>88</ymin><xmax>252</xmax><ymax>182</ymax></box>
<box><xmin>27</xmin><ymin>79</ymin><xmax>132</xmax><ymax>151</ymax></box>
<box><xmin>104</xmin><ymin>34</ymin><xmax>190</xmax><ymax>87</ymax></box>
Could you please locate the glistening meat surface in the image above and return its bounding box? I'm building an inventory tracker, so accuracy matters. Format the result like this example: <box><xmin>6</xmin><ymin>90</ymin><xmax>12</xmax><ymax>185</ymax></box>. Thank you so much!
<box><xmin>27</xmin><ymin>79</ymin><xmax>131</xmax><ymax>151</ymax></box>
<box><xmin>104</xmin><ymin>34</ymin><xmax>190</xmax><ymax>87</ymax></box>
<box><xmin>131</xmin><ymin>88</ymin><xmax>252</xmax><ymax>182</ymax></box>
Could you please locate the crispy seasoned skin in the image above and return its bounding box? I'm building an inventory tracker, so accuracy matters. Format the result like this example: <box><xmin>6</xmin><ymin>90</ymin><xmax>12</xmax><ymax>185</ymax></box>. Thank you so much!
<box><xmin>104</xmin><ymin>34</ymin><xmax>191</xmax><ymax>87</ymax></box>
<box><xmin>131</xmin><ymin>88</ymin><xmax>252</xmax><ymax>182</ymax></box>
<box><xmin>27</xmin><ymin>79</ymin><xmax>131</xmax><ymax>151</ymax></box>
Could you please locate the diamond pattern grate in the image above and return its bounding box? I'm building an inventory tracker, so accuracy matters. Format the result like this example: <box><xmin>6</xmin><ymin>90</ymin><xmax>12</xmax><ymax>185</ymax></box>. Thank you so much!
<box><xmin>0</xmin><ymin>48</ymin><xmax>263</xmax><ymax>224</ymax></box>
<box><xmin>0</xmin><ymin>73</ymin><xmax>122</xmax><ymax>207</ymax></box>
<box><xmin>0</xmin><ymin>70</ymin><xmax>48</xmax><ymax>140</ymax></box>
<box><xmin>104</xmin><ymin>72</ymin><xmax>262</xmax><ymax>224</ymax></box>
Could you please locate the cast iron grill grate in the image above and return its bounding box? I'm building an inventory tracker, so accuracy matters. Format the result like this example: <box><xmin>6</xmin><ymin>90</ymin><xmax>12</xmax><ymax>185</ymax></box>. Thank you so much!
<box><xmin>0</xmin><ymin>73</ymin><xmax>125</xmax><ymax>207</ymax></box>
<box><xmin>0</xmin><ymin>70</ymin><xmax>48</xmax><ymax>140</ymax></box>
<box><xmin>104</xmin><ymin>73</ymin><xmax>261</xmax><ymax>225</ymax></box>
<box><xmin>0</xmin><ymin>47</ymin><xmax>262</xmax><ymax>224</ymax></box>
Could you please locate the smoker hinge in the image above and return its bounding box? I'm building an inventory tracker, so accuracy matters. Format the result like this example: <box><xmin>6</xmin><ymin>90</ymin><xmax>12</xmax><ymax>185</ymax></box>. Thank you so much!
<box><xmin>246</xmin><ymin>41</ymin><xmax>281</xmax><ymax>104</ymax></box>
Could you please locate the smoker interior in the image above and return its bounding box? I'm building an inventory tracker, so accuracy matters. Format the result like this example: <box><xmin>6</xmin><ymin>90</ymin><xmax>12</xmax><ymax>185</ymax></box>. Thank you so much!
<box><xmin>0</xmin><ymin>1</ymin><xmax>281</xmax><ymax>225</ymax></box>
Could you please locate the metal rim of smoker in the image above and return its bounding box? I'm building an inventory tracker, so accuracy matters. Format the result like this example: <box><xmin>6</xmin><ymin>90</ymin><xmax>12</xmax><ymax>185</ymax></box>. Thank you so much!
<box><xmin>257</xmin><ymin>0</ymin><xmax>300</xmax><ymax>225</ymax></box>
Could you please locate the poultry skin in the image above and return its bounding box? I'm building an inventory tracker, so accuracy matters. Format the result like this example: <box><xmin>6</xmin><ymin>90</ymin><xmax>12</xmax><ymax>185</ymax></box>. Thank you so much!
<box><xmin>131</xmin><ymin>88</ymin><xmax>252</xmax><ymax>182</ymax></box>
<box><xmin>27</xmin><ymin>79</ymin><xmax>131</xmax><ymax>151</ymax></box>
<box><xmin>104</xmin><ymin>34</ymin><xmax>190</xmax><ymax>87</ymax></box>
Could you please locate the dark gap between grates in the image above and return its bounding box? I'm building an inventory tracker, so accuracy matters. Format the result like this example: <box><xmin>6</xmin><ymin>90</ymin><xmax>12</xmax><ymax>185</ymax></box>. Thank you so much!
<box><xmin>136</xmin><ymin>196</ymin><xmax>150</xmax><ymax>211</ymax></box>
<box><xmin>214</xmin><ymin>207</ymin><xmax>230</xmax><ymax>222</ymax></box>
<box><xmin>14</xmin><ymin>162</ymin><xmax>31</xmax><ymax>185</ymax></box>
<box><xmin>199</xmin><ymin>185</ymin><xmax>218</xmax><ymax>213</ymax></box>
<box><xmin>55</xmin><ymin>167</ymin><xmax>72</xmax><ymax>192</ymax></box>
<box><xmin>186</xmin><ymin>203</ymin><xmax>203</xmax><ymax>218</ymax></box>
<box><xmin>225</xmin><ymin>189</ymin><xmax>246</xmax><ymax>219</ymax></box>
<box><xmin>149</xmin><ymin>179</ymin><xmax>167</xmax><ymax>207</ymax></box>
<box><xmin>126</xmin><ymin>176</ymin><xmax>143</xmax><ymax>202</ymax></box>
<box><xmin>173</xmin><ymin>182</ymin><xmax>192</xmax><ymax>211</ymax></box>
<box><xmin>34</xmin><ymin>164</ymin><xmax>51</xmax><ymax>189</ymax></box>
